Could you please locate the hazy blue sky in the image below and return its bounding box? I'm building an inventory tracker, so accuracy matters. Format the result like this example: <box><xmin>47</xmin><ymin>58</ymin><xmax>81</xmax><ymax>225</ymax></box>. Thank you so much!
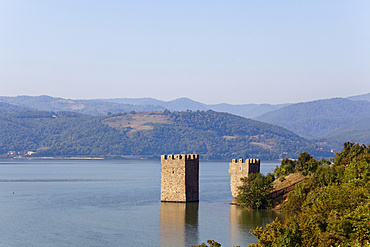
<box><xmin>1</xmin><ymin>1</ymin><xmax>369</xmax><ymax>104</ymax></box>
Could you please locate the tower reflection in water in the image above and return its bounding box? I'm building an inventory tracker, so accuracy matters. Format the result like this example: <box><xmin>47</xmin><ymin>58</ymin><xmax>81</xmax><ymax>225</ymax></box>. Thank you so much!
<box><xmin>229</xmin><ymin>205</ymin><xmax>284</xmax><ymax>246</ymax></box>
<box><xmin>160</xmin><ymin>202</ymin><xmax>199</xmax><ymax>247</ymax></box>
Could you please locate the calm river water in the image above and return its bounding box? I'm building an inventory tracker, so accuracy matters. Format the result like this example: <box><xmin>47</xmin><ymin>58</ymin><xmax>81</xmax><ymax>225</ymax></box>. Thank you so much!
<box><xmin>0</xmin><ymin>159</ymin><xmax>282</xmax><ymax>247</ymax></box>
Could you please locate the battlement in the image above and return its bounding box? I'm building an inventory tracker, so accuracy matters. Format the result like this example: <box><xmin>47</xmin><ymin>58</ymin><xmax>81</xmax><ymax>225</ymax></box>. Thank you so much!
<box><xmin>161</xmin><ymin>154</ymin><xmax>199</xmax><ymax>161</ymax></box>
<box><xmin>231</xmin><ymin>158</ymin><xmax>260</xmax><ymax>164</ymax></box>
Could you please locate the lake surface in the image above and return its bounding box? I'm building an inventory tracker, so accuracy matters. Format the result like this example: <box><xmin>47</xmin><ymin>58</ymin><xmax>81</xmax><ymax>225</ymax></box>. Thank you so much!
<box><xmin>0</xmin><ymin>159</ymin><xmax>282</xmax><ymax>247</ymax></box>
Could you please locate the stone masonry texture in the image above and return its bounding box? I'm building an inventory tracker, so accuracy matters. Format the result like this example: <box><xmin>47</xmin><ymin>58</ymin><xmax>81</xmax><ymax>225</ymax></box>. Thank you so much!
<box><xmin>161</xmin><ymin>154</ymin><xmax>199</xmax><ymax>202</ymax></box>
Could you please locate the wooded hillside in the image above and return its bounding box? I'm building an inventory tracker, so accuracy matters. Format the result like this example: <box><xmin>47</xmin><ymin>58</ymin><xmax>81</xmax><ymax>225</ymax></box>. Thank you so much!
<box><xmin>0</xmin><ymin>109</ymin><xmax>331</xmax><ymax>160</ymax></box>
<box><xmin>255</xmin><ymin>98</ymin><xmax>370</xmax><ymax>139</ymax></box>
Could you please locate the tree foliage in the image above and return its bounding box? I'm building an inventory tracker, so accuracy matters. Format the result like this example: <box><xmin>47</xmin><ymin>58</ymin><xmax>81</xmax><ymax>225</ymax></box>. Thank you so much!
<box><xmin>274</xmin><ymin>158</ymin><xmax>296</xmax><ymax>177</ymax></box>
<box><xmin>256</xmin><ymin>98</ymin><xmax>370</xmax><ymax>139</ymax></box>
<box><xmin>191</xmin><ymin>240</ymin><xmax>222</xmax><ymax>247</ymax></box>
<box><xmin>0</xmin><ymin>110</ymin><xmax>331</xmax><ymax>160</ymax></box>
<box><xmin>250</xmin><ymin>142</ymin><xmax>370</xmax><ymax>247</ymax></box>
<box><xmin>236</xmin><ymin>173</ymin><xmax>274</xmax><ymax>209</ymax></box>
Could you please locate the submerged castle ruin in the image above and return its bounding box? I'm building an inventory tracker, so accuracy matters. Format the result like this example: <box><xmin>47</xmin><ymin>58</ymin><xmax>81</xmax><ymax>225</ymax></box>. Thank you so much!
<box><xmin>160</xmin><ymin>154</ymin><xmax>199</xmax><ymax>202</ymax></box>
<box><xmin>229</xmin><ymin>158</ymin><xmax>260</xmax><ymax>198</ymax></box>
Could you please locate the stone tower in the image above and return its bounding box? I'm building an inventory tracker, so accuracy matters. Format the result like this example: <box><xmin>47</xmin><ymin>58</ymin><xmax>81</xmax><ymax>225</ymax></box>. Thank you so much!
<box><xmin>161</xmin><ymin>154</ymin><xmax>199</xmax><ymax>202</ymax></box>
<box><xmin>229</xmin><ymin>158</ymin><xmax>260</xmax><ymax>198</ymax></box>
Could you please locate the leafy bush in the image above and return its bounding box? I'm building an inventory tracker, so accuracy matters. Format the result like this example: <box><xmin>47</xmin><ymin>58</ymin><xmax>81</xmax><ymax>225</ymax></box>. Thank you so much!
<box><xmin>236</xmin><ymin>173</ymin><xmax>274</xmax><ymax>209</ymax></box>
<box><xmin>250</xmin><ymin>142</ymin><xmax>370</xmax><ymax>247</ymax></box>
<box><xmin>191</xmin><ymin>240</ymin><xmax>222</xmax><ymax>247</ymax></box>
<box><xmin>274</xmin><ymin>158</ymin><xmax>296</xmax><ymax>177</ymax></box>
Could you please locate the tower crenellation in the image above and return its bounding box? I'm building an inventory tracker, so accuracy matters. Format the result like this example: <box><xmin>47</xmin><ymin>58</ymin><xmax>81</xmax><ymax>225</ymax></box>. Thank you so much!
<box><xmin>161</xmin><ymin>154</ymin><xmax>199</xmax><ymax>161</ymax></box>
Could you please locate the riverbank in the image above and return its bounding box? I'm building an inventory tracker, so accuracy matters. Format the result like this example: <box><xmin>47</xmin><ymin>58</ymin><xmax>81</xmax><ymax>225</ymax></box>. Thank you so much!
<box><xmin>0</xmin><ymin>154</ymin><xmax>157</xmax><ymax>160</ymax></box>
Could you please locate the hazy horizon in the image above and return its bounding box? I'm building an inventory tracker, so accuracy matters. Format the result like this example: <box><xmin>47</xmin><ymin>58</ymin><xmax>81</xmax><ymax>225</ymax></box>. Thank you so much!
<box><xmin>1</xmin><ymin>92</ymin><xmax>369</xmax><ymax>106</ymax></box>
<box><xmin>1</xmin><ymin>1</ymin><xmax>369</xmax><ymax>105</ymax></box>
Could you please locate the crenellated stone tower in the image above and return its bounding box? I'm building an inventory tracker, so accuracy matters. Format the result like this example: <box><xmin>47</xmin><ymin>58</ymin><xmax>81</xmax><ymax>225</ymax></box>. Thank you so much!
<box><xmin>229</xmin><ymin>158</ymin><xmax>260</xmax><ymax>198</ymax></box>
<box><xmin>161</xmin><ymin>154</ymin><xmax>199</xmax><ymax>202</ymax></box>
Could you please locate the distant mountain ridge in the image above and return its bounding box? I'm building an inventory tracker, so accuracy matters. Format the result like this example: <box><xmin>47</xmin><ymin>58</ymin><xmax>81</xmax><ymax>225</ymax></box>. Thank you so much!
<box><xmin>0</xmin><ymin>95</ymin><xmax>287</xmax><ymax>119</ymax></box>
<box><xmin>347</xmin><ymin>93</ymin><xmax>370</xmax><ymax>102</ymax></box>
<box><xmin>101</xmin><ymin>97</ymin><xmax>288</xmax><ymax>118</ymax></box>
<box><xmin>0</xmin><ymin>101</ymin><xmax>31</xmax><ymax>112</ymax></box>
<box><xmin>1</xmin><ymin>93</ymin><xmax>370</xmax><ymax>150</ymax></box>
<box><xmin>101</xmin><ymin>97</ymin><xmax>208</xmax><ymax>111</ymax></box>
<box><xmin>317</xmin><ymin>115</ymin><xmax>370</xmax><ymax>150</ymax></box>
<box><xmin>2</xmin><ymin>92</ymin><xmax>368</xmax><ymax>118</ymax></box>
<box><xmin>0</xmin><ymin>95</ymin><xmax>165</xmax><ymax>116</ymax></box>
<box><xmin>255</xmin><ymin>97</ymin><xmax>370</xmax><ymax>147</ymax></box>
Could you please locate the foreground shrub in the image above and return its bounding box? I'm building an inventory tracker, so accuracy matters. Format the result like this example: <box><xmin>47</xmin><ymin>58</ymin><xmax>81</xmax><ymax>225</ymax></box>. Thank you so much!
<box><xmin>236</xmin><ymin>173</ymin><xmax>274</xmax><ymax>209</ymax></box>
<box><xmin>249</xmin><ymin>142</ymin><xmax>370</xmax><ymax>247</ymax></box>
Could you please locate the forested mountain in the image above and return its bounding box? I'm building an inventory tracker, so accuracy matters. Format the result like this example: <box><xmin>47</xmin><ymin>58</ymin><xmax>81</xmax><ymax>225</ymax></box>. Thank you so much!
<box><xmin>255</xmin><ymin>98</ymin><xmax>370</xmax><ymax>139</ymax></box>
<box><xmin>347</xmin><ymin>92</ymin><xmax>370</xmax><ymax>102</ymax></box>
<box><xmin>0</xmin><ymin>109</ymin><xmax>331</xmax><ymax>160</ymax></box>
<box><xmin>317</xmin><ymin>116</ymin><xmax>370</xmax><ymax>150</ymax></box>
<box><xmin>102</xmin><ymin>97</ymin><xmax>287</xmax><ymax>118</ymax></box>
<box><xmin>102</xmin><ymin>97</ymin><xmax>209</xmax><ymax>111</ymax></box>
<box><xmin>2</xmin><ymin>94</ymin><xmax>369</xmax><ymax>149</ymax></box>
<box><xmin>206</xmin><ymin>103</ymin><xmax>287</xmax><ymax>119</ymax></box>
<box><xmin>0</xmin><ymin>101</ymin><xmax>31</xmax><ymax>112</ymax></box>
<box><xmin>0</xmin><ymin>95</ymin><xmax>165</xmax><ymax>116</ymax></box>
<box><xmin>0</xmin><ymin>95</ymin><xmax>286</xmax><ymax>118</ymax></box>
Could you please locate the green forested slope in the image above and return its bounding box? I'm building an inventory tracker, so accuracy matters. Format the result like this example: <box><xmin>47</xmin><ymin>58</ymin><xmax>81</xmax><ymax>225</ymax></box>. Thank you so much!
<box><xmin>317</xmin><ymin>116</ymin><xmax>370</xmax><ymax>150</ymax></box>
<box><xmin>1</xmin><ymin>95</ymin><xmax>287</xmax><ymax>119</ymax></box>
<box><xmin>347</xmin><ymin>92</ymin><xmax>370</xmax><ymax>101</ymax></box>
<box><xmin>0</xmin><ymin>101</ymin><xmax>30</xmax><ymax>112</ymax></box>
<box><xmin>250</xmin><ymin>142</ymin><xmax>370</xmax><ymax>247</ymax></box>
<box><xmin>0</xmin><ymin>110</ymin><xmax>331</xmax><ymax>160</ymax></box>
<box><xmin>0</xmin><ymin>111</ymin><xmax>128</xmax><ymax>155</ymax></box>
<box><xmin>0</xmin><ymin>95</ymin><xmax>165</xmax><ymax>116</ymax></box>
<box><xmin>255</xmin><ymin>98</ymin><xmax>370</xmax><ymax>139</ymax></box>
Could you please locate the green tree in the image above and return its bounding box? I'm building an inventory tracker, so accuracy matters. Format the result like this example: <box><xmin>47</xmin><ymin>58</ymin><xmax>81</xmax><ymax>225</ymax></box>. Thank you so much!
<box><xmin>296</xmin><ymin>151</ymin><xmax>313</xmax><ymax>175</ymax></box>
<box><xmin>313</xmin><ymin>164</ymin><xmax>345</xmax><ymax>187</ymax></box>
<box><xmin>236</xmin><ymin>173</ymin><xmax>274</xmax><ymax>209</ymax></box>
<box><xmin>335</xmin><ymin>142</ymin><xmax>368</xmax><ymax>166</ymax></box>
<box><xmin>274</xmin><ymin>158</ymin><xmax>296</xmax><ymax>177</ymax></box>
<box><xmin>191</xmin><ymin>240</ymin><xmax>222</xmax><ymax>247</ymax></box>
<box><xmin>251</xmin><ymin>143</ymin><xmax>370</xmax><ymax>247</ymax></box>
<box><xmin>344</xmin><ymin>155</ymin><xmax>370</xmax><ymax>185</ymax></box>
<box><xmin>249</xmin><ymin>218</ymin><xmax>282</xmax><ymax>247</ymax></box>
<box><xmin>306</xmin><ymin>158</ymin><xmax>319</xmax><ymax>175</ymax></box>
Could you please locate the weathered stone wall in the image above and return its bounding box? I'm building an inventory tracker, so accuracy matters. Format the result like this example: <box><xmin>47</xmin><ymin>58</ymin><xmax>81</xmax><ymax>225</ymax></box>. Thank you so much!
<box><xmin>161</xmin><ymin>154</ymin><xmax>199</xmax><ymax>202</ymax></box>
<box><xmin>229</xmin><ymin>158</ymin><xmax>260</xmax><ymax>198</ymax></box>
